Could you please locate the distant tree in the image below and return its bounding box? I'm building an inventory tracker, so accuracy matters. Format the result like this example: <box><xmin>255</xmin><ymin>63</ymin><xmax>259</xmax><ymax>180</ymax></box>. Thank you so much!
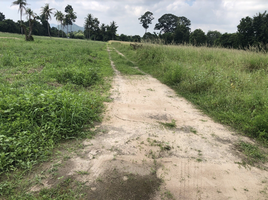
<box><xmin>69</xmin><ymin>10</ymin><xmax>77</xmax><ymax>33</ymax></box>
<box><xmin>207</xmin><ymin>30</ymin><xmax>222</xmax><ymax>46</ymax></box>
<box><xmin>0</xmin><ymin>12</ymin><xmax>5</xmax><ymax>21</ymax></box>
<box><xmin>23</xmin><ymin>8</ymin><xmax>36</xmax><ymax>40</ymax></box>
<box><xmin>138</xmin><ymin>11</ymin><xmax>154</xmax><ymax>33</ymax></box>
<box><xmin>132</xmin><ymin>35</ymin><xmax>141</xmax><ymax>42</ymax></box>
<box><xmin>252</xmin><ymin>11</ymin><xmax>268</xmax><ymax>49</ymax></box>
<box><xmin>108</xmin><ymin>21</ymin><xmax>118</xmax><ymax>40</ymax></box>
<box><xmin>155</xmin><ymin>14</ymin><xmax>179</xmax><ymax>34</ymax></box>
<box><xmin>237</xmin><ymin>16</ymin><xmax>254</xmax><ymax>48</ymax></box>
<box><xmin>174</xmin><ymin>24</ymin><xmax>190</xmax><ymax>44</ymax></box>
<box><xmin>0</xmin><ymin>19</ymin><xmax>20</xmax><ymax>33</ymax></box>
<box><xmin>54</xmin><ymin>10</ymin><xmax>62</xmax><ymax>37</ymax></box>
<box><xmin>155</xmin><ymin>14</ymin><xmax>191</xmax><ymax>36</ymax></box>
<box><xmin>190</xmin><ymin>29</ymin><xmax>207</xmax><ymax>46</ymax></box>
<box><xmin>64</xmin><ymin>5</ymin><xmax>73</xmax><ymax>34</ymax></box>
<box><xmin>84</xmin><ymin>14</ymin><xmax>94</xmax><ymax>39</ymax></box>
<box><xmin>41</xmin><ymin>3</ymin><xmax>54</xmax><ymax>37</ymax></box>
<box><xmin>11</xmin><ymin>0</ymin><xmax>28</xmax><ymax>34</ymax></box>
<box><xmin>216</xmin><ymin>33</ymin><xmax>239</xmax><ymax>48</ymax></box>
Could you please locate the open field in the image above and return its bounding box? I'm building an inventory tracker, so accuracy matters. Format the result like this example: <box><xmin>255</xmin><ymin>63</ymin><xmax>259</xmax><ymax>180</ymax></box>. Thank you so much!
<box><xmin>0</xmin><ymin>32</ymin><xmax>114</xmax><ymax>196</ymax></box>
<box><xmin>1</xmin><ymin>33</ymin><xmax>268</xmax><ymax>199</ymax></box>
<box><xmin>111</xmin><ymin>42</ymin><xmax>268</xmax><ymax>143</ymax></box>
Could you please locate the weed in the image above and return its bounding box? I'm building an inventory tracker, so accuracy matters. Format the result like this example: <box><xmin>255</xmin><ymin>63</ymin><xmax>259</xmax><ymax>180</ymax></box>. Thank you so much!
<box><xmin>236</xmin><ymin>141</ymin><xmax>266</xmax><ymax>166</ymax></box>
<box><xmin>159</xmin><ymin>119</ymin><xmax>176</xmax><ymax>129</ymax></box>
<box><xmin>76</xmin><ymin>171</ymin><xmax>89</xmax><ymax>175</ymax></box>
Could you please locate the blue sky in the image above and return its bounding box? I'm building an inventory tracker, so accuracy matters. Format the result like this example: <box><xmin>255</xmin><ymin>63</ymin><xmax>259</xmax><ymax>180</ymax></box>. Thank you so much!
<box><xmin>1</xmin><ymin>0</ymin><xmax>268</xmax><ymax>36</ymax></box>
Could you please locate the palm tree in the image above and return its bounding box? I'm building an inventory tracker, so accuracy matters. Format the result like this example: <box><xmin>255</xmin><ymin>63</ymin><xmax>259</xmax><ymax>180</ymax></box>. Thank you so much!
<box><xmin>54</xmin><ymin>10</ymin><xmax>64</xmax><ymax>37</ymax></box>
<box><xmin>24</xmin><ymin>8</ymin><xmax>36</xmax><ymax>40</ymax></box>
<box><xmin>11</xmin><ymin>0</ymin><xmax>28</xmax><ymax>34</ymax></box>
<box><xmin>41</xmin><ymin>3</ymin><xmax>54</xmax><ymax>37</ymax></box>
<box><xmin>69</xmin><ymin>10</ymin><xmax>77</xmax><ymax>33</ymax></box>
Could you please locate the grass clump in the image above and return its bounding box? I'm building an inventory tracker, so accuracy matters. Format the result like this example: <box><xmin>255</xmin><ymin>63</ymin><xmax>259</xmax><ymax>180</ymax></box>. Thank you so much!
<box><xmin>236</xmin><ymin>141</ymin><xmax>266</xmax><ymax>166</ymax></box>
<box><xmin>158</xmin><ymin>119</ymin><xmax>176</xmax><ymax>129</ymax></box>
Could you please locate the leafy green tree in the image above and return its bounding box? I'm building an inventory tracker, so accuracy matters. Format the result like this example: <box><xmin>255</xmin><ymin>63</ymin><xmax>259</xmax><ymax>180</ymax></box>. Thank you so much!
<box><xmin>0</xmin><ymin>19</ymin><xmax>20</xmax><ymax>33</ymax></box>
<box><xmin>155</xmin><ymin>14</ymin><xmax>179</xmax><ymax>34</ymax></box>
<box><xmin>69</xmin><ymin>10</ymin><xmax>77</xmax><ymax>33</ymax></box>
<box><xmin>41</xmin><ymin>3</ymin><xmax>54</xmax><ymax>37</ymax></box>
<box><xmin>216</xmin><ymin>33</ymin><xmax>239</xmax><ymax>48</ymax></box>
<box><xmin>207</xmin><ymin>30</ymin><xmax>222</xmax><ymax>46</ymax></box>
<box><xmin>0</xmin><ymin>12</ymin><xmax>5</xmax><ymax>21</ymax></box>
<box><xmin>252</xmin><ymin>11</ymin><xmax>268</xmax><ymax>49</ymax></box>
<box><xmin>108</xmin><ymin>21</ymin><xmax>118</xmax><ymax>40</ymax></box>
<box><xmin>174</xmin><ymin>24</ymin><xmax>190</xmax><ymax>44</ymax></box>
<box><xmin>11</xmin><ymin>0</ymin><xmax>28</xmax><ymax>34</ymax></box>
<box><xmin>190</xmin><ymin>29</ymin><xmax>207</xmax><ymax>46</ymax></box>
<box><xmin>237</xmin><ymin>16</ymin><xmax>254</xmax><ymax>48</ymax></box>
<box><xmin>138</xmin><ymin>11</ymin><xmax>154</xmax><ymax>33</ymax></box>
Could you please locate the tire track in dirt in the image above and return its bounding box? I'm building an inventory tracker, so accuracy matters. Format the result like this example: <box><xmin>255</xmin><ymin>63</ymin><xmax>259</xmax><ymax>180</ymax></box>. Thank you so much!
<box><xmin>31</xmin><ymin>46</ymin><xmax>268</xmax><ymax>199</ymax></box>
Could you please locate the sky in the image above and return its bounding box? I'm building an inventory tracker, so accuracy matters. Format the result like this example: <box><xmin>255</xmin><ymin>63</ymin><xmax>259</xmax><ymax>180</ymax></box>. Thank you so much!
<box><xmin>1</xmin><ymin>0</ymin><xmax>268</xmax><ymax>36</ymax></box>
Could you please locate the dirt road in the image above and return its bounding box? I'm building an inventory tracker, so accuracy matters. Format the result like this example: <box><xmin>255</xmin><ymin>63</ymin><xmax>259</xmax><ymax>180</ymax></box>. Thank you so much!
<box><xmin>32</xmin><ymin>47</ymin><xmax>268</xmax><ymax>199</ymax></box>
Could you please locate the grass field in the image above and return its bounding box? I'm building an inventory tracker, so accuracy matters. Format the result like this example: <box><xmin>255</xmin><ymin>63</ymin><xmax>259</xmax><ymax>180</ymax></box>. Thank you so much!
<box><xmin>111</xmin><ymin>42</ymin><xmax>268</xmax><ymax>143</ymax></box>
<box><xmin>0</xmin><ymin>32</ymin><xmax>113</xmax><ymax>174</ymax></box>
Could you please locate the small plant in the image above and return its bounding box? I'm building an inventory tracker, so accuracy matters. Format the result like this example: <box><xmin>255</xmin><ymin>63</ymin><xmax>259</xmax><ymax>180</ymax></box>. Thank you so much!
<box><xmin>236</xmin><ymin>141</ymin><xmax>266</xmax><ymax>166</ymax></box>
<box><xmin>159</xmin><ymin>119</ymin><xmax>176</xmax><ymax>129</ymax></box>
<box><xmin>76</xmin><ymin>171</ymin><xmax>89</xmax><ymax>175</ymax></box>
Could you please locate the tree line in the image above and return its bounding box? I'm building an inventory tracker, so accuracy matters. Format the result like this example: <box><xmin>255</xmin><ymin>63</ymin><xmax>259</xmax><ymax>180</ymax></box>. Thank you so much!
<box><xmin>1</xmin><ymin>0</ymin><xmax>267</xmax><ymax>49</ymax></box>
<box><xmin>138</xmin><ymin>11</ymin><xmax>268</xmax><ymax>50</ymax></box>
<box><xmin>0</xmin><ymin>0</ymin><xmax>121</xmax><ymax>41</ymax></box>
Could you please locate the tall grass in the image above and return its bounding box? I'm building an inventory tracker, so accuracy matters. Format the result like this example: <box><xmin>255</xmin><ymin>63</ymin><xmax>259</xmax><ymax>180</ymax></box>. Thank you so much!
<box><xmin>111</xmin><ymin>42</ymin><xmax>268</xmax><ymax>142</ymax></box>
<box><xmin>0</xmin><ymin>33</ymin><xmax>113</xmax><ymax>172</ymax></box>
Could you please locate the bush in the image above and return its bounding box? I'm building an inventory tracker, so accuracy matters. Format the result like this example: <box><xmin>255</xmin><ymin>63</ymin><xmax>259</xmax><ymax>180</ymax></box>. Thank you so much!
<box><xmin>0</xmin><ymin>87</ymin><xmax>102</xmax><ymax>171</ymax></box>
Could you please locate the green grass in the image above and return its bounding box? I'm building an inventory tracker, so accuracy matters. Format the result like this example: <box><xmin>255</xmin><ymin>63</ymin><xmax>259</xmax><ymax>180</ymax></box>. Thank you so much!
<box><xmin>108</xmin><ymin>45</ymin><xmax>144</xmax><ymax>75</ymax></box>
<box><xmin>0</xmin><ymin>33</ymin><xmax>113</xmax><ymax>173</ymax></box>
<box><xmin>236</xmin><ymin>141</ymin><xmax>266</xmax><ymax>166</ymax></box>
<box><xmin>111</xmin><ymin>42</ymin><xmax>268</xmax><ymax>143</ymax></box>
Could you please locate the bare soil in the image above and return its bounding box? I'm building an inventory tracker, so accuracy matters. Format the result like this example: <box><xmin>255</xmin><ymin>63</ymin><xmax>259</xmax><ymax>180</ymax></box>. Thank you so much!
<box><xmin>31</xmin><ymin>47</ymin><xmax>268</xmax><ymax>199</ymax></box>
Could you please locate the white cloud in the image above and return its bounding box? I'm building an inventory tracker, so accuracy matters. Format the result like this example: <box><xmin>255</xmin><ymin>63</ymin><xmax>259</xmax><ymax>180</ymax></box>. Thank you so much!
<box><xmin>1</xmin><ymin>0</ymin><xmax>268</xmax><ymax>36</ymax></box>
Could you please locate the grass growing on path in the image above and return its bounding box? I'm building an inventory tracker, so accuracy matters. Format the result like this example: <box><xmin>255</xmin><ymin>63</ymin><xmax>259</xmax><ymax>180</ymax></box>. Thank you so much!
<box><xmin>111</xmin><ymin>42</ymin><xmax>268</xmax><ymax>143</ymax></box>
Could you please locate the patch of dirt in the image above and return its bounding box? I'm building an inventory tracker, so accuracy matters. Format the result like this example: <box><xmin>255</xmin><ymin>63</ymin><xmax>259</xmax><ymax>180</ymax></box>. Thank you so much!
<box><xmin>30</xmin><ymin>47</ymin><xmax>268</xmax><ymax>199</ymax></box>
<box><xmin>0</xmin><ymin>37</ymin><xmax>21</xmax><ymax>40</ymax></box>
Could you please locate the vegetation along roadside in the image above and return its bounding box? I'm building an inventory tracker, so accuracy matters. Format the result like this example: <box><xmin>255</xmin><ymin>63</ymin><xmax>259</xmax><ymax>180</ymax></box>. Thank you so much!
<box><xmin>0</xmin><ymin>33</ymin><xmax>113</xmax><ymax>197</ymax></box>
<box><xmin>111</xmin><ymin>42</ymin><xmax>268</xmax><ymax>144</ymax></box>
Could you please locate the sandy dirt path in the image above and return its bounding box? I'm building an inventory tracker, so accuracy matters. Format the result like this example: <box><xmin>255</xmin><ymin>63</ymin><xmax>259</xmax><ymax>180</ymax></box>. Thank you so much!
<box><xmin>32</xmin><ymin>47</ymin><xmax>268</xmax><ymax>199</ymax></box>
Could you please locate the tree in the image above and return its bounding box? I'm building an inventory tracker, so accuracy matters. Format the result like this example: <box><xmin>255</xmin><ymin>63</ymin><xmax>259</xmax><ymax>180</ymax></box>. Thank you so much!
<box><xmin>108</xmin><ymin>21</ymin><xmax>118</xmax><ymax>40</ymax></box>
<box><xmin>0</xmin><ymin>19</ymin><xmax>20</xmax><ymax>33</ymax></box>
<box><xmin>252</xmin><ymin>11</ymin><xmax>268</xmax><ymax>49</ymax></box>
<box><xmin>207</xmin><ymin>30</ymin><xmax>222</xmax><ymax>46</ymax></box>
<box><xmin>155</xmin><ymin>14</ymin><xmax>179</xmax><ymax>34</ymax></box>
<box><xmin>0</xmin><ymin>12</ymin><xmax>5</xmax><ymax>21</ymax></box>
<box><xmin>237</xmin><ymin>16</ymin><xmax>254</xmax><ymax>48</ymax></box>
<box><xmin>84</xmin><ymin>14</ymin><xmax>94</xmax><ymax>39</ymax></box>
<box><xmin>138</xmin><ymin>11</ymin><xmax>154</xmax><ymax>33</ymax></box>
<box><xmin>69</xmin><ymin>10</ymin><xmax>77</xmax><ymax>33</ymax></box>
<box><xmin>216</xmin><ymin>33</ymin><xmax>239</xmax><ymax>48</ymax></box>
<box><xmin>22</xmin><ymin>8</ymin><xmax>37</xmax><ymax>41</ymax></box>
<box><xmin>11</xmin><ymin>0</ymin><xmax>28</xmax><ymax>34</ymax></box>
<box><xmin>41</xmin><ymin>3</ymin><xmax>54</xmax><ymax>37</ymax></box>
<box><xmin>155</xmin><ymin>14</ymin><xmax>191</xmax><ymax>36</ymax></box>
<box><xmin>174</xmin><ymin>24</ymin><xmax>190</xmax><ymax>44</ymax></box>
<box><xmin>54</xmin><ymin>10</ymin><xmax>62</xmax><ymax>37</ymax></box>
<box><xmin>190</xmin><ymin>29</ymin><xmax>207</xmax><ymax>46</ymax></box>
